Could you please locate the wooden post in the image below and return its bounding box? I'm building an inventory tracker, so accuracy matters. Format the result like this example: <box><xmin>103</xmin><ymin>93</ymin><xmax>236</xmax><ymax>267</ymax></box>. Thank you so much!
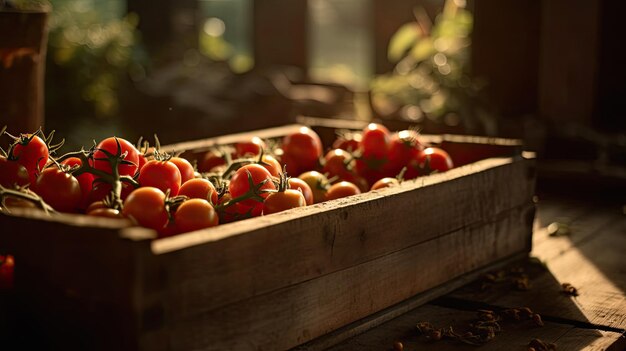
<box><xmin>538</xmin><ymin>0</ymin><xmax>601</xmax><ymax>126</ymax></box>
<box><xmin>470</xmin><ymin>0</ymin><xmax>541</xmax><ymax>120</ymax></box>
<box><xmin>0</xmin><ymin>9</ymin><xmax>49</xmax><ymax>134</ymax></box>
<box><xmin>253</xmin><ymin>0</ymin><xmax>308</xmax><ymax>72</ymax></box>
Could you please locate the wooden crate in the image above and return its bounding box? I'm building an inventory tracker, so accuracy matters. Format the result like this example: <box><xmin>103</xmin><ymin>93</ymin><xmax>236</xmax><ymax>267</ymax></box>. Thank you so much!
<box><xmin>0</xmin><ymin>119</ymin><xmax>536</xmax><ymax>350</ymax></box>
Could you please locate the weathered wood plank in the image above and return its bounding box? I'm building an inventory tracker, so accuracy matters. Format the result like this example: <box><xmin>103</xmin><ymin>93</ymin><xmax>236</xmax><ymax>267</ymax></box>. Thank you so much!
<box><xmin>448</xmin><ymin>201</ymin><xmax>626</xmax><ymax>331</ymax></box>
<box><xmin>148</xmin><ymin>157</ymin><xmax>534</xmax><ymax>325</ymax></box>
<box><xmin>144</xmin><ymin>205</ymin><xmax>532</xmax><ymax>350</ymax></box>
<box><xmin>326</xmin><ymin>304</ymin><xmax>623</xmax><ymax>351</ymax></box>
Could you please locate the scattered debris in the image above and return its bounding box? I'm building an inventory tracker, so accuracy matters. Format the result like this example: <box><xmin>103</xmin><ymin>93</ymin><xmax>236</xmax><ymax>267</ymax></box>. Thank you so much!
<box><xmin>528</xmin><ymin>338</ymin><xmax>557</xmax><ymax>351</ymax></box>
<box><xmin>560</xmin><ymin>282</ymin><xmax>579</xmax><ymax>296</ymax></box>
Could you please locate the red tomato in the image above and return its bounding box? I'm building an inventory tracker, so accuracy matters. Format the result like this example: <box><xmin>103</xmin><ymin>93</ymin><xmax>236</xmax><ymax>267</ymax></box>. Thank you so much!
<box><xmin>175</xmin><ymin>199</ymin><xmax>219</xmax><ymax>232</ymax></box>
<box><xmin>0</xmin><ymin>255</ymin><xmax>15</xmax><ymax>290</ymax></box>
<box><xmin>122</xmin><ymin>187</ymin><xmax>168</xmax><ymax>231</ymax></box>
<box><xmin>159</xmin><ymin>221</ymin><xmax>181</xmax><ymax>238</ymax></box>
<box><xmin>415</xmin><ymin>147</ymin><xmax>454</xmax><ymax>174</ymax></box>
<box><xmin>281</xmin><ymin>127</ymin><xmax>323</xmax><ymax>176</ymax></box>
<box><xmin>263</xmin><ymin>189</ymin><xmax>306</xmax><ymax>215</ymax></box>
<box><xmin>61</xmin><ymin>157</ymin><xmax>95</xmax><ymax>209</ymax></box>
<box><xmin>87</xmin><ymin>181</ymin><xmax>134</xmax><ymax>205</ymax></box>
<box><xmin>370</xmin><ymin>177</ymin><xmax>400</xmax><ymax>190</ymax></box>
<box><xmin>325</xmin><ymin>181</ymin><xmax>361</xmax><ymax>201</ymax></box>
<box><xmin>11</xmin><ymin>134</ymin><xmax>48</xmax><ymax>184</ymax></box>
<box><xmin>216</xmin><ymin>192</ymin><xmax>238</xmax><ymax>223</ymax></box>
<box><xmin>287</xmin><ymin>177</ymin><xmax>314</xmax><ymax>206</ymax></box>
<box><xmin>360</xmin><ymin>123</ymin><xmax>390</xmax><ymax>159</ymax></box>
<box><xmin>198</xmin><ymin>149</ymin><xmax>228</xmax><ymax>173</ymax></box>
<box><xmin>322</xmin><ymin>149</ymin><xmax>355</xmax><ymax>179</ymax></box>
<box><xmin>34</xmin><ymin>167</ymin><xmax>82</xmax><ymax>212</ymax></box>
<box><xmin>178</xmin><ymin>178</ymin><xmax>218</xmax><ymax>205</ymax></box>
<box><xmin>332</xmin><ymin>133</ymin><xmax>361</xmax><ymax>152</ymax></box>
<box><xmin>261</xmin><ymin>154</ymin><xmax>282</xmax><ymax>177</ymax></box>
<box><xmin>92</xmin><ymin>137</ymin><xmax>140</xmax><ymax>177</ymax></box>
<box><xmin>170</xmin><ymin>157</ymin><xmax>195</xmax><ymax>184</ymax></box>
<box><xmin>87</xmin><ymin>207</ymin><xmax>124</xmax><ymax>219</ymax></box>
<box><xmin>386</xmin><ymin>130</ymin><xmax>423</xmax><ymax>178</ymax></box>
<box><xmin>297</xmin><ymin>171</ymin><xmax>329</xmax><ymax>204</ymax></box>
<box><xmin>0</xmin><ymin>156</ymin><xmax>29</xmax><ymax>188</ymax></box>
<box><xmin>138</xmin><ymin>160</ymin><xmax>182</xmax><ymax>196</ymax></box>
<box><xmin>228</xmin><ymin>164</ymin><xmax>276</xmax><ymax>209</ymax></box>
<box><xmin>355</xmin><ymin>123</ymin><xmax>391</xmax><ymax>185</ymax></box>
<box><xmin>234</xmin><ymin>136</ymin><xmax>266</xmax><ymax>158</ymax></box>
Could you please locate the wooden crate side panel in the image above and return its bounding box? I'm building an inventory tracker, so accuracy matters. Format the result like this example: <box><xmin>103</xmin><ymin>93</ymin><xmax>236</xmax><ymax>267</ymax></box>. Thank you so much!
<box><xmin>0</xmin><ymin>212</ymin><xmax>153</xmax><ymax>350</ymax></box>
<box><xmin>149</xmin><ymin>158</ymin><xmax>535</xmax><ymax>324</ymax></box>
<box><xmin>155</xmin><ymin>204</ymin><xmax>533</xmax><ymax>351</ymax></box>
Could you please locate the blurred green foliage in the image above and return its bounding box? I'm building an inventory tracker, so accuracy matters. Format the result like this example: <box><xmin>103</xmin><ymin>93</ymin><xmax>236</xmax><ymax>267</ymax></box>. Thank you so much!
<box><xmin>371</xmin><ymin>0</ymin><xmax>494</xmax><ymax>134</ymax></box>
<box><xmin>46</xmin><ymin>0</ymin><xmax>143</xmax><ymax>117</ymax></box>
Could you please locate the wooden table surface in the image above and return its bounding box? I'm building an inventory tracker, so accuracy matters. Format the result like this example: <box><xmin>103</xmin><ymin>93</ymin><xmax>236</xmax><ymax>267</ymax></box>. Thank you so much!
<box><xmin>325</xmin><ymin>193</ymin><xmax>626</xmax><ymax>350</ymax></box>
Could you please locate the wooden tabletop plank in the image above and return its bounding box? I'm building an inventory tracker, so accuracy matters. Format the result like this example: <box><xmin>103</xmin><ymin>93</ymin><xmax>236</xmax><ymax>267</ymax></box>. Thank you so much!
<box><xmin>446</xmin><ymin>200</ymin><xmax>626</xmax><ymax>331</ymax></box>
<box><xmin>326</xmin><ymin>304</ymin><xmax>623</xmax><ymax>351</ymax></box>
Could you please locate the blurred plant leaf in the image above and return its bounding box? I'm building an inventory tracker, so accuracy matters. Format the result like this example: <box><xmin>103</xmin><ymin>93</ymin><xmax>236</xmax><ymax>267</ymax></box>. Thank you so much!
<box><xmin>410</xmin><ymin>38</ymin><xmax>435</xmax><ymax>62</ymax></box>
<box><xmin>388</xmin><ymin>23</ymin><xmax>421</xmax><ymax>63</ymax></box>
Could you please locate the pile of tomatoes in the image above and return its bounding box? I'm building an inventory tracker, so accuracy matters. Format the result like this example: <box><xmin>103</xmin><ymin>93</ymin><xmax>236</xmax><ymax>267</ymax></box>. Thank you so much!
<box><xmin>0</xmin><ymin>123</ymin><xmax>453</xmax><ymax>237</ymax></box>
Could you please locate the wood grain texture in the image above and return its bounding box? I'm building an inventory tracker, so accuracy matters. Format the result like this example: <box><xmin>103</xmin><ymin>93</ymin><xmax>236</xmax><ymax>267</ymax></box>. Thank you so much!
<box><xmin>146</xmin><ymin>205</ymin><xmax>533</xmax><ymax>350</ymax></box>
<box><xmin>326</xmin><ymin>304</ymin><xmax>623</xmax><ymax>351</ymax></box>
<box><xmin>147</xmin><ymin>157</ymin><xmax>534</xmax><ymax>327</ymax></box>
<box><xmin>448</xmin><ymin>200</ymin><xmax>626</xmax><ymax>331</ymax></box>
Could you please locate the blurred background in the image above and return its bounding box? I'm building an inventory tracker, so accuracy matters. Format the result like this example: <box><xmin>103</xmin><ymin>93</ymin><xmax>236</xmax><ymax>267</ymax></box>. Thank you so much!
<box><xmin>1</xmin><ymin>0</ymin><xmax>625</xmax><ymax>191</ymax></box>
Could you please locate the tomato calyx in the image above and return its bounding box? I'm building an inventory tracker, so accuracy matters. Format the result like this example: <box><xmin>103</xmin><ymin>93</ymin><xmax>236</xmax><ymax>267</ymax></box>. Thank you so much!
<box><xmin>4</xmin><ymin>128</ymin><xmax>64</xmax><ymax>161</ymax></box>
<box><xmin>214</xmin><ymin>170</ymin><xmax>275</xmax><ymax>213</ymax></box>
<box><xmin>57</xmin><ymin>139</ymin><xmax>140</xmax><ymax>210</ymax></box>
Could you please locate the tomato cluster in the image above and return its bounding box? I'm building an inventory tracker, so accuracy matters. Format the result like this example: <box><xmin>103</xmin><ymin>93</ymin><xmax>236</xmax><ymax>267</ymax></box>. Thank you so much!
<box><xmin>0</xmin><ymin>124</ymin><xmax>454</xmax><ymax>239</ymax></box>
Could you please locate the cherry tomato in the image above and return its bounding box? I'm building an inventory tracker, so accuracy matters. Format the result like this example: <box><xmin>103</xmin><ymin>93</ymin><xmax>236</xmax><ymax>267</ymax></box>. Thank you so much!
<box><xmin>34</xmin><ymin>167</ymin><xmax>82</xmax><ymax>212</ymax></box>
<box><xmin>228</xmin><ymin>164</ymin><xmax>276</xmax><ymax>209</ymax></box>
<box><xmin>138</xmin><ymin>146</ymin><xmax>156</xmax><ymax>170</ymax></box>
<box><xmin>332</xmin><ymin>133</ymin><xmax>361</xmax><ymax>152</ymax></box>
<box><xmin>263</xmin><ymin>189</ymin><xmax>306</xmax><ymax>215</ymax></box>
<box><xmin>260</xmin><ymin>154</ymin><xmax>282</xmax><ymax>177</ymax></box>
<box><xmin>92</xmin><ymin>137</ymin><xmax>140</xmax><ymax>177</ymax></box>
<box><xmin>170</xmin><ymin>157</ymin><xmax>195</xmax><ymax>184</ymax></box>
<box><xmin>325</xmin><ymin>181</ymin><xmax>361</xmax><ymax>201</ymax></box>
<box><xmin>11</xmin><ymin>134</ymin><xmax>48</xmax><ymax>184</ymax></box>
<box><xmin>234</xmin><ymin>136</ymin><xmax>266</xmax><ymax>158</ymax></box>
<box><xmin>61</xmin><ymin>157</ymin><xmax>95</xmax><ymax>209</ymax></box>
<box><xmin>360</xmin><ymin>123</ymin><xmax>390</xmax><ymax>159</ymax></box>
<box><xmin>322</xmin><ymin>149</ymin><xmax>355</xmax><ymax>179</ymax></box>
<box><xmin>3</xmin><ymin>196</ymin><xmax>37</xmax><ymax>209</ymax></box>
<box><xmin>216</xmin><ymin>192</ymin><xmax>238</xmax><ymax>223</ymax></box>
<box><xmin>138</xmin><ymin>160</ymin><xmax>182</xmax><ymax>196</ymax></box>
<box><xmin>159</xmin><ymin>220</ymin><xmax>181</xmax><ymax>238</ymax></box>
<box><xmin>87</xmin><ymin>181</ymin><xmax>134</xmax><ymax>205</ymax></box>
<box><xmin>287</xmin><ymin>177</ymin><xmax>314</xmax><ymax>206</ymax></box>
<box><xmin>0</xmin><ymin>255</ymin><xmax>15</xmax><ymax>290</ymax></box>
<box><xmin>0</xmin><ymin>156</ymin><xmax>29</xmax><ymax>188</ymax></box>
<box><xmin>415</xmin><ymin>147</ymin><xmax>454</xmax><ymax>174</ymax></box>
<box><xmin>87</xmin><ymin>207</ymin><xmax>124</xmax><ymax>219</ymax></box>
<box><xmin>386</xmin><ymin>130</ymin><xmax>422</xmax><ymax>178</ymax></box>
<box><xmin>175</xmin><ymin>199</ymin><xmax>219</xmax><ymax>232</ymax></box>
<box><xmin>281</xmin><ymin>127</ymin><xmax>323</xmax><ymax>176</ymax></box>
<box><xmin>371</xmin><ymin>177</ymin><xmax>400</xmax><ymax>190</ymax></box>
<box><xmin>198</xmin><ymin>149</ymin><xmax>228</xmax><ymax>173</ymax></box>
<box><xmin>297</xmin><ymin>171</ymin><xmax>329</xmax><ymax>204</ymax></box>
<box><xmin>355</xmin><ymin>123</ymin><xmax>391</xmax><ymax>185</ymax></box>
<box><xmin>122</xmin><ymin>187</ymin><xmax>168</xmax><ymax>231</ymax></box>
<box><xmin>178</xmin><ymin>178</ymin><xmax>218</xmax><ymax>205</ymax></box>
